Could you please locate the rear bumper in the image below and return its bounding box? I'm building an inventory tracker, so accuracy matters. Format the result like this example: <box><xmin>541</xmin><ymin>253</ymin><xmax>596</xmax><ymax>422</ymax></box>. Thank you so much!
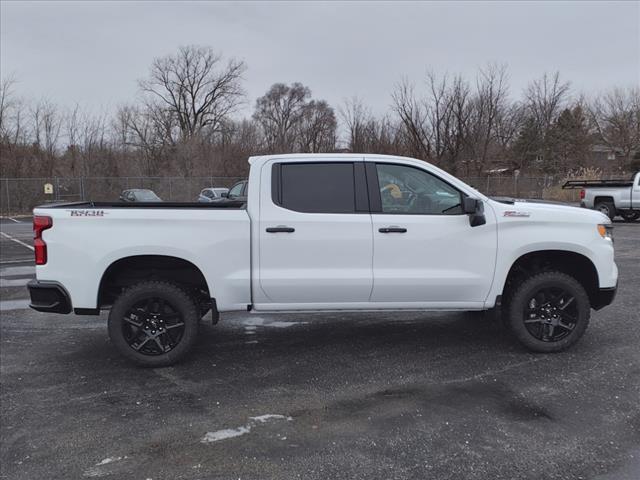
<box><xmin>593</xmin><ymin>284</ymin><xmax>617</xmax><ymax>311</ymax></box>
<box><xmin>27</xmin><ymin>280</ymin><xmax>72</xmax><ymax>314</ymax></box>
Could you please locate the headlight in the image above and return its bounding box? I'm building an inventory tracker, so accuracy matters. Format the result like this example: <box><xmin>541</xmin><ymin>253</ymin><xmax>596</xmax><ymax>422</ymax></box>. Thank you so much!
<box><xmin>598</xmin><ymin>224</ymin><xmax>613</xmax><ymax>241</ymax></box>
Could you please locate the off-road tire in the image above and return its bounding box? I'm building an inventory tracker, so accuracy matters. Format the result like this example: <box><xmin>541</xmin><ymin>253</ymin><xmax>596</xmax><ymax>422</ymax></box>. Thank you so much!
<box><xmin>108</xmin><ymin>281</ymin><xmax>200</xmax><ymax>367</ymax></box>
<box><xmin>506</xmin><ymin>271</ymin><xmax>590</xmax><ymax>353</ymax></box>
<box><xmin>621</xmin><ymin>211</ymin><xmax>640</xmax><ymax>223</ymax></box>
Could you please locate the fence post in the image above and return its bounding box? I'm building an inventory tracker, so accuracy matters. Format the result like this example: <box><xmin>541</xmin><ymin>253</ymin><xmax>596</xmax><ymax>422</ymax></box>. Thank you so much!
<box><xmin>5</xmin><ymin>178</ymin><xmax>10</xmax><ymax>215</ymax></box>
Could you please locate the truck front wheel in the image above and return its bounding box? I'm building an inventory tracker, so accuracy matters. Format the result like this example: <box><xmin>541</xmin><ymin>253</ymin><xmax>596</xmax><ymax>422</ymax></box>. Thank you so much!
<box><xmin>506</xmin><ymin>271</ymin><xmax>590</xmax><ymax>353</ymax></box>
<box><xmin>108</xmin><ymin>281</ymin><xmax>199</xmax><ymax>367</ymax></box>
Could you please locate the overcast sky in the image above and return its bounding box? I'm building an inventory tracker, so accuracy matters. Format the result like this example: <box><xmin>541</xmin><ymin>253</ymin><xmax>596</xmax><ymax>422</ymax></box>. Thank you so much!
<box><xmin>1</xmin><ymin>0</ymin><xmax>639</xmax><ymax>118</ymax></box>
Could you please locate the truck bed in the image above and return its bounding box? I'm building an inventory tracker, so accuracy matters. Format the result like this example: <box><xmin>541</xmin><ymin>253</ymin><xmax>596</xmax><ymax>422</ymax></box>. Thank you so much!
<box><xmin>33</xmin><ymin>202</ymin><xmax>251</xmax><ymax>312</ymax></box>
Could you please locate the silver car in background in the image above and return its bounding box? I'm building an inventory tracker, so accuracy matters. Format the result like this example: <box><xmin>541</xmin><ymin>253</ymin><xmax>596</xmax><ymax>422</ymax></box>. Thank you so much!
<box><xmin>197</xmin><ymin>187</ymin><xmax>230</xmax><ymax>202</ymax></box>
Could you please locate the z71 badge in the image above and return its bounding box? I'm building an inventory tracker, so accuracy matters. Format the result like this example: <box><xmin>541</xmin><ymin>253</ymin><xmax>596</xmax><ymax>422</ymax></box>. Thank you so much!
<box><xmin>68</xmin><ymin>210</ymin><xmax>106</xmax><ymax>217</ymax></box>
<box><xmin>503</xmin><ymin>211</ymin><xmax>531</xmax><ymax>218</ymax></box>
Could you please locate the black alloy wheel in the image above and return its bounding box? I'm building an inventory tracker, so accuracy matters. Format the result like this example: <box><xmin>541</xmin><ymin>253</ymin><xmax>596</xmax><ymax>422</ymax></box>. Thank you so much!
<box><xmin>122</xmin><ymin>297</ymin><xmax>185</xmax><ymax>355</ymax></box>
<box><xmin>108</xmin><ymin>281</ymin><xmax>199</xmax><ymax>366</ymax></box>
<box><xmin>507</xmin><ymin>271</ymin><xmax>590</xmax><ymax>352</ymax></box>
<box><xmin>523</xmin><ymin>286</ymin><xmax>578</xmax><ymax>342</ymax></box>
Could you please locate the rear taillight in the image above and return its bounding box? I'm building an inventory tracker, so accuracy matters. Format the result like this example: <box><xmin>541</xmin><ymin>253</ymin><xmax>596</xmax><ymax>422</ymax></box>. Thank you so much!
<box><xmin>33</xmin><ymin>216</ymin><xmax>52</xmax><ymax>265</ymax></box>
<box><xmin>580</xmin><ymin>189</ymin><xmax>585</xmax><ymax>199</ymax></box>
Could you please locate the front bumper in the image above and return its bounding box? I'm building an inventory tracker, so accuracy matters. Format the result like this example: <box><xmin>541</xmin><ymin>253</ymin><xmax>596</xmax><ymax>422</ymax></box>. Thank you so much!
<box><xmin>27</xmin><ymin>280</ymin><xmax>72</xmax><ymax>314</ymax></box>
<box><xmin>593</xmin><ymin>284</ymin><xmax>617</xmax><ymax>310</ymax></box>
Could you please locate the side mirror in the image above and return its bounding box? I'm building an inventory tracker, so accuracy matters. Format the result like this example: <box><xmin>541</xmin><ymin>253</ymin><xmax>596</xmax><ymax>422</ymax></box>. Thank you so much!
<box><xmin>464</xmin><ymin>197</ymin><xmax>486</xmax><ymax>227</ymax></box>
<box><xmin>463</xmin><ymin>197</ymin><xmax>478</xmax><ymax>214</ymax></box>
<box><xmin>221</xmin><ymin>191</ymin><xmax>228</xmax><ymax>198</ymax></box>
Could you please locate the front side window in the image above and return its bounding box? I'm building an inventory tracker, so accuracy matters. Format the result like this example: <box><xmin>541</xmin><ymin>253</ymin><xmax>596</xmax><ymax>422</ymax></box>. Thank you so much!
<box><xmin>277</xmin><ymin>163</ymin><xmax>356</xmax><ymax>213</ymax></box>
<box><xmin>202</xmin><ymin>189</ymin><xmax>214</xmax><ymax>198</ymax></box>
<box><xmin>375</xmin><ymin>163</ymin><xmax>463</xmax><ymax>215</ymax></box>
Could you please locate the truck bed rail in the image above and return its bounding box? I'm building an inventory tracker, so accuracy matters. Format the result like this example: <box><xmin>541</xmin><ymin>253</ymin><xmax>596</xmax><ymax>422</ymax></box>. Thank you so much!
<box><xmin>35</xmin><ymin>200</ymin><xmax>246</xmax><ymax>209</ymax></box>
<box><xmin>562</xmin><ymin>179</ymin><xmax>634</xmax><ymax>189</ymax></box>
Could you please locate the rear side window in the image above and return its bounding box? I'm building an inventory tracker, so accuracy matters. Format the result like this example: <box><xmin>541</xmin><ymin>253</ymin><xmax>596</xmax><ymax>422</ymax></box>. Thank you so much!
<box><xmin>273</xmin><ymin>163</ymin><xmax>357</xmax><ymax>213</ymax></box>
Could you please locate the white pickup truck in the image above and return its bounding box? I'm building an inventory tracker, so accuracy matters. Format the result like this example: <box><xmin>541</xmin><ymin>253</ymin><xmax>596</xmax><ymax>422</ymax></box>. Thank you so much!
<box><xmin>28</xmin><ymin>154</ymin><xmax>618</xmax><ymax>366</ymax></box>
<box><xmin>564</xmin><ymin>171</ymin><xmax>640</xmax><ymax>222</ymax></box>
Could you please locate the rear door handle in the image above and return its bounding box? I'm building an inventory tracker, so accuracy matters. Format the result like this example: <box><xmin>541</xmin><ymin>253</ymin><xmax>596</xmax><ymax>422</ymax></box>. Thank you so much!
<box><xmin>379</xmin><ymin>227</ymin><xmax>407</xmax><ymax>233</ymax></box>
<box><xmin>266</xmin><ymin>226</ymin><xmax>295</xmax><ymax>233</ymax></box>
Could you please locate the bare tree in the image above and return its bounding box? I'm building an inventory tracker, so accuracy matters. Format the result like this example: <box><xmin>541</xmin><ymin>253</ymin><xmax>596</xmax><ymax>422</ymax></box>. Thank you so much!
<box><xmin>0</xmin><ymin>76</ymin><xmax>17</xmax><ymax>140</ymax></box>
<box><xmin>522</xmin><ymin>72</ymin><xmax>571</xmax><ymax>171</ymax></box>
<box><xmin>590</xmin><ymin>87</ymin><xmax>640</xmax><ymax>165</ymax></box>
<box><xmin>214</xmin><ymin>119</ymin><xmax>262</xmax><ymax>176</ymax></box>
<box><xmin>524</xmin><ymin>72</ymin><xmax>571</xmax><ymax>133</ymax></box>
<box><xmin>30</xmin><ymin>99</ymin><xmax>62</xmax><ymax>175</ymax></box>
<box><xmin>0</xmin><ymin>75</ymin><xmax>28</xmax><ymax>150</ymax></box>
<box><xmin>296</xmin><ymin>100</ymin><xmax>336</xmax><ymax>153</ymax></box>
<box><xmin>253</xmin><ymin>82</ymin><xmax>311</xmax><ymax>153</ymax></box>
<box><xmin>391</xmin><ymin>78</ymin><xmax>430</xmax><ymax>159</ymax></box>
<box><xmin>463</xmin><ymin>64</ymin><xmax>510</xmax><ymax>174</ymax></box>
<box><xmin>115</xmin><ymin>104</ymin><xmax>172</xmax><ymax>176</ymax></box>
<box><xmin>339</xmin><ymin>97</ymin><xmax>371</xmax><ymax>152</ymax></box>
<box><xmin>139</xmin><ymin>46</ymin><xmax>246</xmax><ymax>142</ymax></box>
<box><xmin>392</xmin><ymin>73</ymin><xmax>472</xmax><ymax>171</ymax></box>
<box><xmin>339</xmin><ymin>98</ymin><xmax>405</xmax><ymax>154</ymax></box>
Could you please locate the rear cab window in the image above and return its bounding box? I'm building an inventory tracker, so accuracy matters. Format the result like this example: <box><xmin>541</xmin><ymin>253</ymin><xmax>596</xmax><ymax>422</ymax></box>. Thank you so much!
<box><xmin>272</xmin><ymin>162</ymin><xmax>368</xmax><ymax>213</ymax></box>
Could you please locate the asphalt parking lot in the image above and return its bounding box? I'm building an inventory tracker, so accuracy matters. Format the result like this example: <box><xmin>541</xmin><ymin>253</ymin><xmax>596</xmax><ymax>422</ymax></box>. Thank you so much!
<box><xmin>1</xmin><ymin>216</ymin><xmax>639</xmax><ymax>480</ymax></box>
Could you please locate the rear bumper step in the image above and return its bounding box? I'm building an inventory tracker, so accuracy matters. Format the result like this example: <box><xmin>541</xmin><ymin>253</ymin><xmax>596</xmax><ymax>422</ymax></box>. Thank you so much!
<box><xmin>27</xmin><ymin>280</ymin><xmax>72</xmax><ymax>314</ymax></box>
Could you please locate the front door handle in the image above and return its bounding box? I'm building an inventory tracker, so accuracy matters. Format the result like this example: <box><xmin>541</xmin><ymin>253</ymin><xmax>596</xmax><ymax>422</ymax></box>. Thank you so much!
<box><xmin>379</xmin><ymin>227</ymin><xmax>407</xmax><ymax>233</ymax></box>
<box><xmin>266</xmin><ymin>226</ymin><xmax>295</xmax><ymax>233</ymax></box>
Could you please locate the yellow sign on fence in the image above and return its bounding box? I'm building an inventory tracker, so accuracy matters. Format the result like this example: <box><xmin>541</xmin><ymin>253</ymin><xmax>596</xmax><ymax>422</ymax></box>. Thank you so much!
<box><xmin>44</xmin><ymin>183</ymin><xmax>53</xmax><ymax>194</ymax></box>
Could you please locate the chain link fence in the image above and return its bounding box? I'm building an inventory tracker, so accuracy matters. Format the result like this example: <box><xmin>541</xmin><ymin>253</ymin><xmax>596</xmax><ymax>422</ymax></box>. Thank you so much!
<box><xmin>0</xmin><ymin>176</ymin><xmax>245</xmax><ymax>216</ymax></box>
<box><xmin>0</xmin><ymin>174</ymin><xmax>571</xmax><ymax>216</ymax></box>
<box><xmin>460</xmin><ymin>175</ymin><xmax>565</xmax><ymax>199</ymax></box>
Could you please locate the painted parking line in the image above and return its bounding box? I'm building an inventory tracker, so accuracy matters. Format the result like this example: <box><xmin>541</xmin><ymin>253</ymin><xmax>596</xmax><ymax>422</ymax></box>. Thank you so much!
<box><xmin>0</xmin><ymin>278</ymin><xmax>31</xmax><ymax>287</ymax></box>
<box><xmin>0</xmin><ymin>299</ymin><xmax>30</xmax><ymax>311</ymax></box>
<box><xmin>0</xmin><ymin>259</ymin><xmax>34</xmax><ymax>265</ymax></box>
<box><xmin>0</xmin><ymin>231</ymin><xmax>34</xmax><ymax>251</ymax></box>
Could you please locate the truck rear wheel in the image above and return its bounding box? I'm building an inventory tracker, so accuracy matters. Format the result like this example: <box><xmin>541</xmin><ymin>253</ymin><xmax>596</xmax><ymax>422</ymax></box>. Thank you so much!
<box><xmin>594</xmin><ymin>201</ymin><xmax>616</xmax><ymax>221</ymax></box>
<box><xmin>506</xmin><ymin>271</ymin><xmax>590</xmax><ymax>353</ymax></box>
<box><xmin>108</xmin><ymin>281</ymin><xmax>199</xmax><ymax>367</ymax></box>
<box><xmin>621</xmin><ymin>211</ymin><xmax>639</xmax><ymax>222</ymax></box>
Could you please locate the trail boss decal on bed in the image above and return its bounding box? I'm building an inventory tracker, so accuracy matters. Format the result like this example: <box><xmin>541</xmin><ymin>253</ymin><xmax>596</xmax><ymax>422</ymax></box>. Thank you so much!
<box><xmin>68</xmin><ymin>210</ymin><xmax>107</xmax><ymax>217</ymax></box>
<box><xmin>503</xmin><ymin>211</ymin><xmax>531</xmax><ymax>218</ymax></box>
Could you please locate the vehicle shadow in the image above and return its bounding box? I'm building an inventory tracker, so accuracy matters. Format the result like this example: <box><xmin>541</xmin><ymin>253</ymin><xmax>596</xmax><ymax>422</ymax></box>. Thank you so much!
<box><xmin>63</xmin><ymin>311</ymin><xmax>518</xmax><ymax>371</ymax></box>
